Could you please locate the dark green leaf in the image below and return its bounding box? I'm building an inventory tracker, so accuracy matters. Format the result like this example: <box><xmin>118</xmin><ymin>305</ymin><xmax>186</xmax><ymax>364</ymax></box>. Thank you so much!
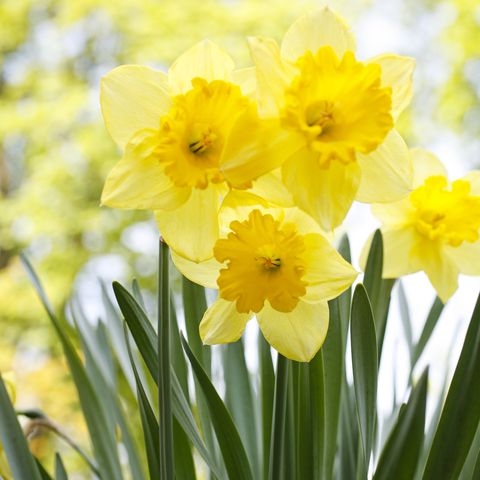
<box><xmin>423</xmin><ymin>291</ymin><xmax>480</xmax><ymax>480</ymax></box>
<box><xmin>55</xmin><ymin>453</ymin><xmax>68</xmax><ymax>480</ymax></box>
<box><xmin>0</xmin><ymin>374</ymin><xmax>42</xmax><ymax>480</ymax></box>
<box><xmin>35</xmin><ymin>458</ymin><xmax>53</xmax><ymax>480</ymax></box>
<box><xmin>374</xmin><ymin>369</ymin><xmax>428</xmax><ymax>480</ymax></box>
<box><xmin>181</xmin><ymin>333</ymin><xmax>253</xmax><ymax>480</ymax></box>
<box><xmin>309</xmin><ymin>350</ymin><xmax>325</xmax><ymax>480</ymax></box>
<box><xmin>363</xmin><ymin>230</ymin><xmax>395</xmax><ymax>356</ymax></box>
<box><xmin>157</xmin><ymin>241</ymin><xmax>174</xmax><ymax>480</ymax></box>
<box><xmin>351</xmin><ymin>284</ymin><xmax>378</xmax><ymax>470</ymax></box>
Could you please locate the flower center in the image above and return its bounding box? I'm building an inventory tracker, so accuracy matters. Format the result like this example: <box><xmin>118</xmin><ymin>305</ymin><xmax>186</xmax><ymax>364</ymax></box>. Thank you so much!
<box><xmin>281</xmin><ymin>46</ymin><xmax>393</xmax><ymax>167</ymax></box>
<box><xmin>156</xmin><ymin>78</ymin><xmax>254</xmax><ymax>189</ymax></box>
<box><xmin>411</xmin><ymin>176</ymin><xmax>480</xmax><ymax>247</ymax></box>
<box><xmin>214</xmin><ymin>209</ymin><xmax>307</xmax><ymax>313</ymax></box>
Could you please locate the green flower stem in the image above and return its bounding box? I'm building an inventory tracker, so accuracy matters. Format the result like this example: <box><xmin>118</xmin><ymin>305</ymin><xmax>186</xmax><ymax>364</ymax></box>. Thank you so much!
<box><xmin>269</xmin><ymin>353</ymin><xmax>289</xmax><ymax>480</ymax></box>
<box><xmin>158</xmin><ymin>239</ymin><xmax>174</xmax><ymax>479</ymax></box>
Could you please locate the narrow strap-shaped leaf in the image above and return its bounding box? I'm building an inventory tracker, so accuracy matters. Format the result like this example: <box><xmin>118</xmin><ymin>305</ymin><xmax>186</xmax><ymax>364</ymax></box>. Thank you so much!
<box><xmin>157</xmin><ymin>240</ymin><xmax>174</xmax><ymax>480</ymax></box>
<box><xmin>21</xmin><ymin>253</ymin><xmax>123</xmax><ymax>480</ymax></box>
<box><xmin>269</xmin><ymin>354</ymin><xmax>289</xmax><ymax>480</ymax></box>
<box><xmin>337</xmin><ymin>235</ymin><xmax>352</xmax><ymax>349</ymax></box>
<box><xmin>259</xmin><ymin>333</ymin><xmax>274</xmax><ymax>480</ymax></box>
<box><xmin>309</xmin><ymin>350</ymin><xmax>325</xmax><ymax>479</ymax></box>
<box><xmin>374</xmin><ymin>369</ymin><xmax>428</xmax><ymax>480</ymax></box>
<box><xmin>351</xmin><ymin>284</ymin><xmax>378</xmax><ymax>471</ymax></box>
<box><xmin>423</xmin><ymin>291</ymin><xmax>480</xmax><ymax>480</ymax></box>
<box><xmin>363</xmin><ymin>230</ymin><xmax>395</xmax><ymax>357</ymax></box>
<box><xmin>172</xmin><ymin>417</ymin><xmax>197</xmax><ymax>480</ymax></box>
<box><xmin>115</xmin><ymin>281</ymin><xmax>222</xmax><ymax>477</ymax></box>
<box><xmin>411</xmin><ymin>296</ymin><xmax>444</xmax><ymax>368</ymax></box>
<box><xmin>323</xmin><ymin>298</ymin><xmax>344</xmax><ymax>479</ymax></box>
<box><xmin>284</xmin><ymin>368</ymin><xmax>296</xmax><ymax>480</ymax></box>
<box><xmin>36</xmin><ymin>458</ymin><xmax>53</xmax><ymax>479</ymax></box>
<box><xmin>224</xmin><ymin>340</ymin><xmax>260</xmax><ymax>478</ymax></box>
<box><xmin>181</xmin><ymin>334</ymin><xmax>254</xmax><ymax>480</ymax></box>
<box><xmin>0</xmin><ymin>374</ymin><xmax>42</xmax><ymax>480</ymax></box>
<box><xmin>170</xmin><ymin>296</ymin><xmax>190</xmax><ymax>399</ymax></box>
<box><xmin>397</xmin><ymin>281</ymin><xmax>413</xmax><ymax>361</ymax></box>
<box><xmin>55</xmin><ymin>453</ymin><xmax>69</xmax><ymax>480</ymax></box>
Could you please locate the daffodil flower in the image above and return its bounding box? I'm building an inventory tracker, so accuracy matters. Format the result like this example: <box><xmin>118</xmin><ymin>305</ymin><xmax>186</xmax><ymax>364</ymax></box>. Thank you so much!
<box><xmin>100</xmin><ymin>40</ymin><xmax>290</xmax><ymax>262</ymax></box>
<box><xmin>369</xmin><ymin>149</ymin><xmax>480</xmax><ymax>302</ymax></box>
<box><xmin>173</xmin><ymin>192</ymin><xmax>357</xmax><ymax>362</ymax></box>
<box><xmin>221</xmin><ymin>7</ymin><xmax>415</xmax><ymax>231</ymax></box>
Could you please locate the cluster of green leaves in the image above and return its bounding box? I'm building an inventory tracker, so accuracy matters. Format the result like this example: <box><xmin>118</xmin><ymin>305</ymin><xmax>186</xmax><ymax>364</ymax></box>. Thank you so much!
<box><xmin>1</xmin><ymin>232</ymin><xmax>480</xmax><ymax>479</ymax></box>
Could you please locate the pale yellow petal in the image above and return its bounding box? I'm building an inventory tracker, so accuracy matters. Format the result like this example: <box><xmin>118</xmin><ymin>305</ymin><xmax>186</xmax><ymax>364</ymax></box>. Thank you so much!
<box><xmin>380</xmin><ymin>227</ymin><xmax>423</xmax><ymax>278</ymax></box>
<box><xmin>445</xmin><ymin>241</ymin><xmax>480</xmax><ymax>276</ymax></box>
<box><xmin>257</xmin><ymin>300</ymin><xmax>329</xmax><ymax>362</ymax></box>
<box><xmin>155</xmin><ymin>186</ymin><xmax>223</xmax><ymax>262</ymax></box>
<box><xmin>461</xmin><ymin>171</ymin><xmax>480</xmax><ymax>195</ymax></box>
<box><xmin>371</xmin><ymin>197</ymin><xmax>413</xmax><ymax>227</ymax></box>
<box><xmin>168</xmin><ymin>40</ymin><xmax>235</xmax><ymax>94</ymax></box>
<box><xmin>280</xmin><ymin>7</ymin><xmax>356</xmax><ymax>62</ymax></box>
<box><xmin>200</xmin><ymin>298</ymin><xmax>252</xmax><ymax>344</ymax></box>
<box><xmin>249</xmin><ymin>170</ymin><xmax>295</xmax><ymax>208</ymax></box>
<box><xmin>281</xmin><ymin>207</ymin><xmax>324</xmax><ymax>236</ymax></box>
<box><xmin>101</xmin><ymin>131</ymin><xmax>190</xmax><ymax>210</ymax></box>
<box><xmin>100</xmin><ymin>65</ymin><xmax>171</xmax><ymax>148</ymax></box>
<box><xmin>302</xmin><ymin>233</ymin><xmax>358</xmax><ymax>302</ymax></box>
<box><xmin>221</xmin><ymin>116</ymin><xmax>304</xmax><ymax>186</ymax></box>
<box><xmin>282</xmin><ymin>147</ymin><xmax>361</xmax><ymax>231</ymax></box>
<box><xmin>232</xmin><ymin>67</ymin><xmax>257</xmax><ymax>98</ymax></box>
<box><xmin>369</xmin><ymin>54</ymin><xmax>415</xmax><ymax>118</ymax></box>
<box><xmin>356</xmin><ymin>129</ymin><xmax>413</xmax><ymax>203</ymax></box>
<box><xmin>247</xmin><ymin>36</ymin><xmax>296</xmax><ymax>116</ymax></box>
<box><xmin>171</xmin><ymin>251</ymin><xmax>221</xmax><ymax>290</ymax></box>
<box><xmin>423</xmin><ymin>247</ymin><xmax>459</xmax><ymax>303</ymax></box>
<box><xmin>411</xmin><ymin>148</ymin><xmax>447</xmax><ymax>188</ymax></box>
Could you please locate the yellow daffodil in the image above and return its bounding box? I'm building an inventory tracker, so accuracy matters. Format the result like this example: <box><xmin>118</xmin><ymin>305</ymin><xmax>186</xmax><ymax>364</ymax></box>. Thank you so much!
<box><xmin>221</xmin><ymin>7</ymin><xmax>415</xmax><ymax>231</ymax></box>
<box><xmin>173</xmin><ymin>192</ymin><xmax>357</xmax><ymax>362</ymax></box>
<box><xmin>101</xmin><ymin>40</ymin><xmax>289</xmax><ymax>262</ymax></box>
<box><xmin>369</xmin><ymin>149</ymin><xmax>480</xmax><ymax>302</ymax></box>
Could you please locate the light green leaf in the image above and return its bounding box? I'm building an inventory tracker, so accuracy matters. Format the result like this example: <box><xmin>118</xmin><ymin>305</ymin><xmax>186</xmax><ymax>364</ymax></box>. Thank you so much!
<box><xmin>55</xmin><ymin>454</ymin><xmax>68</xmax><ymax>480</ymax></box>
<box><xmin>309</xmin><ymin>351</ymin><xmax>325</xmax><ymax>480</ymax></box>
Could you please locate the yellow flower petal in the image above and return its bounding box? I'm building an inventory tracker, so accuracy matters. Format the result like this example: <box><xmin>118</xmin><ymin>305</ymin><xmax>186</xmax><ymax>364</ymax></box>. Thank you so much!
<box><xmin>423</xmin><ymin>248</ymin><xmax>459</xmax><ymax>303</ymax></box>
<box><xmin>379</xmin><ymin>227</ymin><xmax>423</xmax><ymax>278</ymax></box>
<box><xmin>257</xmin><ymin>300</ymin><xmax>329</xmax><ymax>362</ymax></box>
<box><xmin>371</xmin><ymin>197</ymin><xmax>412</xmax><ymax>226</ymax></box>
<box><xmin>232</xmin><ymin>67</ymin><xmax>257</xmax><ymax>98</ymax></box>
<box><xmin>100</xmin><ymin>65</ymin><xmax>171</xmax><ymax>148</ymax></box>
<box><xmin>301</xmin><ymin>233</ymin><xmax>358</xmax><ymax>302</ymax></box>
<box><xmin>250</xmin><ymin>170</ymin><xmax>295</xmax><ymax>208</ymax></box>
<box><xmin>200</xmin><ymin>298</ymin><xmax>252</xmax><ymax>344</ymax></box>
<box><xmin>369</xmin><ymin>54</ymin><xmax>415</xmax><ymax>118</ymax></box>
<box><xmin>411</xmin><ymin>148</ymin><xmax>447</xmax><ymax>188</ymax></box>
<box><xmin>247</xmin><ymin>36</ymin><xmax>296</xmax><ymax>116</ymax></box>
<box><xmin>221</xmin><ymin>116</ymin><xmax>304</xmax><ymax>186</ymax></box>
<box><xmin>282</xmin><ymin>147</ymin><xmax>361</xmax><ymax>231</ymax></box>
<box><xmin>280</xmin><ymin>7</ymin><xmax>356</xmax><ymax>62</ymax></box>
<box><xmin>101</xmin><ymin>130</ymin><xmax>190</xmax><ymax>210</ymax></box>
<box><xmin>171</xmin><ymin>251</ymin><xmax>221</xmax><ymax>290</ymax></box>
<box><xmin>445</xmin><ymin>241</ymin><xmax>480</xmax><ymax>276</ymax></box>
<box><xmin>168</xmin><ymin>40</ymin><xmax>234</xmax><ymax>94</ymax></box>
<box><xmin>356</xmin><ymin>129</ymin><xmax>413</xmax><ymax>203</ymax></box>
<box><xmin>155</xmin><ymin>186</ymin><xmax>224</xmax><ymax>262</ymax></box>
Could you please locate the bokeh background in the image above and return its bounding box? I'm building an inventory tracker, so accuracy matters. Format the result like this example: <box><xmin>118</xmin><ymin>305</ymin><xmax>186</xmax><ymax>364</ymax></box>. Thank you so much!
<box><xmin>0</xmin><ymin>0</ymin><xmax>479</xmax><ymax>476</ymax></box>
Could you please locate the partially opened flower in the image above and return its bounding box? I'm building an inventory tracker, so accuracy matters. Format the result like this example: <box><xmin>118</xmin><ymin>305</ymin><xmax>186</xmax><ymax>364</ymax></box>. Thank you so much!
<box><xmin>173</xmin><ymin>193</ymin><xmax>357</xmax><ymax>362</ymax></box>
<box><xmin>369</xmin><ymin>149</ymin><xmax>480</xmax><ymax>302</ymax></box>
<box><xmin>221</xmin><ymin>7</ymin><xmax>415</xmax><ymax>231</ymax></box>
<box><xmin>101</xmin><ymin>40</ymin><xmax>289</xmax><ymax>262</ymax></box>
